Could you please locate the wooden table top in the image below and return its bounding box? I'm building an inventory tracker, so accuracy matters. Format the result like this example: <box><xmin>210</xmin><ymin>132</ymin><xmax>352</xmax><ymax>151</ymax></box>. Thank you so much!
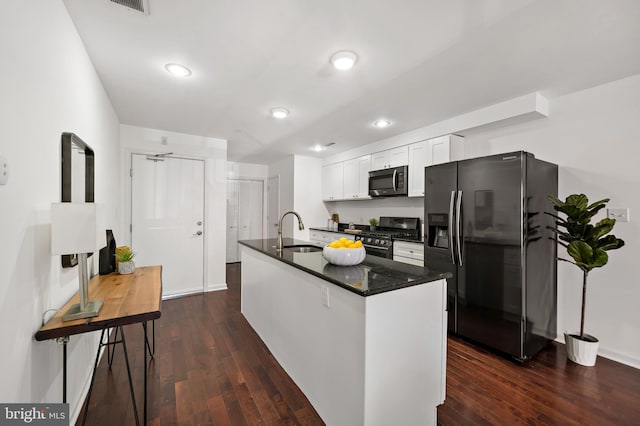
<box><xmin>35</xmin><ymin>265</ymin><xmax>163</xmax><ymax>341</ymax></box>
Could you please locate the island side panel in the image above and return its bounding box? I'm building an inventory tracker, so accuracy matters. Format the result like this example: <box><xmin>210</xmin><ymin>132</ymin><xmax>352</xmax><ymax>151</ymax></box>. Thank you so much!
<box><xmin>240</xmin><ymin>246</ymin><xmax>367</xmax><ymax>425</ymax></box>
<box><xmin>364</xmin><ymin>278</ymin><xmax>447</xmax><ymax>426</ymax></box>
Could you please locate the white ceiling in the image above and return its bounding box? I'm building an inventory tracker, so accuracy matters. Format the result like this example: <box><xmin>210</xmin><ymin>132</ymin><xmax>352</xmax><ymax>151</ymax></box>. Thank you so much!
<box><xmin>63</xmin><ymin>0</ymin><xmax>640</xmax><ymax>163</ymax></box>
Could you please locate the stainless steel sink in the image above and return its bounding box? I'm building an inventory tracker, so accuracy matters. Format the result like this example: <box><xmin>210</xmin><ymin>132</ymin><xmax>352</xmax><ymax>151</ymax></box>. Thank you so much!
<box><xmin>282</xmin><ymin>245</ymin><xmax>323</xmax><ymax>253</ymax></box>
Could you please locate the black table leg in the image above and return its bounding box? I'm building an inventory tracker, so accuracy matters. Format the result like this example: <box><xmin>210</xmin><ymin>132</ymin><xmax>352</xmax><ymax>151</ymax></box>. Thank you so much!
<box><xmin>119</xmin><ymin>327</ymin><xmax>140</xmax><ymax>426</ymax></box>
<box><xmin>57</xmin><ymin>337</ymin><xmax>69</xmax><ymax>404</ymax></box>
<box><xmin>81</xmin><ymin>329</ymin><xmax>107</xmax><ymax>425</ymax></box>
<box><xmin>144</xmin><ymin>323</ymin><xmax>148</xmax><ymax>425</ymax></box>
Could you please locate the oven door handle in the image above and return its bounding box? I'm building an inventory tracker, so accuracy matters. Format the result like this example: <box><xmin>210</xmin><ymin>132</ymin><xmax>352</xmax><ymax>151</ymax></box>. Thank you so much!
<box><xmin>362</xmin><ymin>244</ymin><xmax>390</xmax><ymax>251</ymax></box>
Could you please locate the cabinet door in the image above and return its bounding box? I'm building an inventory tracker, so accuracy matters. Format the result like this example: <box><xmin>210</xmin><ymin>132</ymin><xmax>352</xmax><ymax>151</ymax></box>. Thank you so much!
<box><xmin>321</xmin><ymin>164</ymin><xmax>332</xmax><ymax>200</ymax></box>
<box><xmin>388</xmin><ymin>146</ymin><xmax>409</xmax><ymax>167</ymax></box>
<box><xmin>356</xmin><ymin>155</ymin><xmax>371</xmax><ymax>198</ymax></box>
<box><xmin>331</xmin><ymin>162</ymin><xmax>344</xmax><ymax>200</ymax></box>
<box><xmin>408</xmin><ymin>141</ymin><xmax>427</xmax><ymax>197</ymax></box>
<box><xmin>322</xmin><ymin>162</ymin><xmax>344</xmax><ymax>201</ymax></box>
<box><xmin>343</xmin><ymin>159</ymin><xmax>358</xmax><ymax>199</ymax></box>
<box><xmin>427</xmin><ymin>136</ymin><xmax>450</xmax><ymax>166</ymax></box>
<box><xmin>371</xmin><ymin>151</ymin><xmax>389</xmax><ymax>170</ymax></box>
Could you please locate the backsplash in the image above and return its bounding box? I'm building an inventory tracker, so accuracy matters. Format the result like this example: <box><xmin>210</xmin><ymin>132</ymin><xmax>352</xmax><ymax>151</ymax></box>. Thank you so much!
<box><xmin>323</xmin><ymin>197</ymin><xmax>424</xmax><ymax>225</ymax></box>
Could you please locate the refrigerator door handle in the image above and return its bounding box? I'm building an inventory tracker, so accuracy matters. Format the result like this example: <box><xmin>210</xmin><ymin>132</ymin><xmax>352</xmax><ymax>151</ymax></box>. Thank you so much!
<box><xmin>449</xmin><ymin>190</ymin><xmax>456</xmax><ymax>264</ymax></box>
<box><xmin>456</xmin><ymin>190</ymin><xmax>463</xmax><ymax>266</ymax></box>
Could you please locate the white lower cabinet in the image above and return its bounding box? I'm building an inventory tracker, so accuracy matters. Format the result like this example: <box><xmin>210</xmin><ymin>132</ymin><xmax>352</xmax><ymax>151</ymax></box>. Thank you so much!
<box><xmin>393</xmin><ymin>240</ymin><xmax>424</xmax><ymax>267</ymax></box>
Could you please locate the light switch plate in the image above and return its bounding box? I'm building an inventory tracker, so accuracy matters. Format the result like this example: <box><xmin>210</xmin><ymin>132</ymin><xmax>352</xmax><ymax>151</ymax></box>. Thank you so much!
<box><xmin>607</xmin><ymin>208</ymin><xmax>630</xmax><ymax>222</ymax></box>
<box><xmin>0</xmin><ymin>156</ymin><xmax>7</xmax><ymax>185</ymax></box>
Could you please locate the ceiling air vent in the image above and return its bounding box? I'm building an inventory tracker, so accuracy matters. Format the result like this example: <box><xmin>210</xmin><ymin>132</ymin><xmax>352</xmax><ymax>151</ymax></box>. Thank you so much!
<box><xmin>110</xmin><ymin>0</ymin><xmax>149</xmax><ymax>15</ymax></box>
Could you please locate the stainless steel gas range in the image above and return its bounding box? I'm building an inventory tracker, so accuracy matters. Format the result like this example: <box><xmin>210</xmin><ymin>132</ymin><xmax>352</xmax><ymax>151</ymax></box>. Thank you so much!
<box><xmin>353</xmin><ymin>217</ymin><xmax>421</xmax><ymax>259</ymax></box>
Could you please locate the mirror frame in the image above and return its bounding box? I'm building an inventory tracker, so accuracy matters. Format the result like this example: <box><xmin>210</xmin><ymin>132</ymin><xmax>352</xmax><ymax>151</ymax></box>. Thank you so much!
<box><xmin>60</xmin><ymin>132</ymin><xmax>95</xmax><ymax>268</ymax></box>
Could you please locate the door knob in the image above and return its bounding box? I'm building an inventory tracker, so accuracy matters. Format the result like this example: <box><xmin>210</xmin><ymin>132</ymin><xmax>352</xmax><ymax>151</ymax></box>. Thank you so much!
<box><xmin>193</xmin><ymin>230</ymin><xmax>203</xmax><ymax>236</ymax></box>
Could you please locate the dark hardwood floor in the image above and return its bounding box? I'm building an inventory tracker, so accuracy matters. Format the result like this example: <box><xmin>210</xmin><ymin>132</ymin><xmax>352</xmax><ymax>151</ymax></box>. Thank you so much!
<box><xmin>78</xmin><ymin>263</ymin><xmax>640</xmax><ymax>425</ymax></box>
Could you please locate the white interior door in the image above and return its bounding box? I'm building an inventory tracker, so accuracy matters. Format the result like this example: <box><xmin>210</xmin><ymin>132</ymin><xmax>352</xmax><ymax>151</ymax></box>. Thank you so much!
<box><xmin>267</xmin><ymin>175</ymin><xmax>280</xmax><ymax>238</ymax></box>
<box><xmin>131</xmin><ymin>154</ymin><xmax>205</xmax><ymax>298</ymax></box>
<box><xmin>226</xmin><ymin>179</ymin><xmax>264</xmax><ymax>263</ymax></box>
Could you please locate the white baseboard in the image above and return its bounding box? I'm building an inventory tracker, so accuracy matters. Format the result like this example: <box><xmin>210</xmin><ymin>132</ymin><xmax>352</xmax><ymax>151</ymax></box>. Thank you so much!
<box><xmin>554</xmin><ymin>336</ymin><xmax>640</xmax><ymax>369</ymax></box>
<box><xmin>162</xmin><ymin>289</ymin><xmax>202</xmax><ymax>300</ymax></box>
<box><xmin>597</xmin><ymin>348</ymin><xmax>640</xmax><ymax>369</ymax></box>
<box><xmin>206</xmin><ymin>282</ymin><xmax>228</xmax><ymax>292</ymax></box>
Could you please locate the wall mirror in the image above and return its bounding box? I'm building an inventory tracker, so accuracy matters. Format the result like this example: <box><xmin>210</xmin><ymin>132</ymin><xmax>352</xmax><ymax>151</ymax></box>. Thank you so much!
<box><xmin>60</xmin><ymin>132</ymin><xmax>95</xmax><ymax>267</ymax></box>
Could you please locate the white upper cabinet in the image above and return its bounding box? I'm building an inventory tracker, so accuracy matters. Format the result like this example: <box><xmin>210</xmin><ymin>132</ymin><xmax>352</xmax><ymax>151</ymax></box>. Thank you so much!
<box><xmin>371</xmin><ymin>146</ymin><xmax>408</xmax><ymax>170</ymax></box>
<box><xmin>408</xmin><ymin>141</ymin><xmax>428</xmax><ymax>197</ymax></box>
<box><xmin>321</xmin><ymin>162</ymin><xmax>344</xmax><ymax>201</ymax></box>
<box><xmin>427</xmin><ymin>135</ymin><xmax>464</xmax><ymax>166</ymax></box>
<box><xmin>343</xmin><ymin>155</ymin><xmax>371</xmax><ymax>200</ymax></box>
<box><xmin>408</xmin><ymin>135</ymin><xmax>464</xmax><ymax>197</ymax></box>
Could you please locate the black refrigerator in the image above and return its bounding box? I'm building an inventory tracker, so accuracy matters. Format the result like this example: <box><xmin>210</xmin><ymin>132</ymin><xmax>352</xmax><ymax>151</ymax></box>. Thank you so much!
<box><xmin>424</xmin><ymin>151</ymin><xmax>558</xmax><ymax>361</ymax></box>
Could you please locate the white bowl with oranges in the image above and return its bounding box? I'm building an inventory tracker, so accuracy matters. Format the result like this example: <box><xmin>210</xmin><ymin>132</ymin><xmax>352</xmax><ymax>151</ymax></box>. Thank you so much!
<box><xmin>323</xmin><ymin>237</ymin><xmax>366</xmax><ymax>266</ymax></box>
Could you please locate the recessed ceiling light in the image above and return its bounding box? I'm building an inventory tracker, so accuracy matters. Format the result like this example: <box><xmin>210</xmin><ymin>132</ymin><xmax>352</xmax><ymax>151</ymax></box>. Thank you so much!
<box><xmin>271</xmin><ymin>107</ymin><xmax>290</xmax><ymax>119</ymax></box>
<box><xmin>165</xmin><ymin>63</ymin><xmax>192</xmax><ymax>77</ymax></box>
<box><xmin>312</xmin><ymin>145</ymin><xmax>324</xmax><ymax>152</ymax></box>
<box><xmin>330</xmin><ymin>51</ymin><xmax>358</xmax><ymax>70</ymax></box>
<box><xmin>373</xmin><ymin>119</ymin><xmax>391</xmax><ymax>128</ymax></box>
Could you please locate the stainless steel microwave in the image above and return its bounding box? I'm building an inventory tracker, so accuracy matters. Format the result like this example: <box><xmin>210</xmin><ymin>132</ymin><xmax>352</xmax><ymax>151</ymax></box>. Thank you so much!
<box><xmin>368</xmin><ymin>165</ymin><xmax>408</xmax><ymax>197</ymax></box>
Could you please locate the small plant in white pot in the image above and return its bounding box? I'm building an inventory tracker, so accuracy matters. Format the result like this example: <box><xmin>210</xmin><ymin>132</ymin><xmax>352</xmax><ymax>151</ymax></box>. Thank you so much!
<box><xmin>116</xmin><ymin>249</ymin><xmax>136</xmax><ymax>275</ymax></box>
<box><xmin>548</xmin><ymin>194</ymin><xmax>625</xmax><ymax>366</ymax></box>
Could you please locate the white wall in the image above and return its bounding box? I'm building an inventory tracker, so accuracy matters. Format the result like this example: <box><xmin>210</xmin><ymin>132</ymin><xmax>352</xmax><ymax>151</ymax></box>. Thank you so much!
<box><xmin>463</xmin><ymin>74</ymin><xmax>640</xmax><ymax>367</ymax></box>
<box><xmin>293</xmin><ymin>156</ymin><xmax>325</xmax><ymax>240</ymax></box>
<box><xmin>0</xmin><ymin>0</ymin><xmax>121</xmax><ymax>419</ymax></box>
<box><xmin>120</xmin><ymin>125</ymin><xmax>228</xmax><ymax>291</ymax></box>
<box><xmin>268</xmin><ymin>157</ymin><xmax>295</xmax><ymax>237</ymax></box>
<box><xmin>268</xmin><ymin>156</ymin><xmax>326</xmax><ymax>240</ymax></box>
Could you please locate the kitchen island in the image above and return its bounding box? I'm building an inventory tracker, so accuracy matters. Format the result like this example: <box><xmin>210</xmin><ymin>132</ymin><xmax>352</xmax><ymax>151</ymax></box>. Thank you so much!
<box><xmin>239</xmin><ymin>238</ymin><xmax>449</xmax><ymax>426</ymax></box>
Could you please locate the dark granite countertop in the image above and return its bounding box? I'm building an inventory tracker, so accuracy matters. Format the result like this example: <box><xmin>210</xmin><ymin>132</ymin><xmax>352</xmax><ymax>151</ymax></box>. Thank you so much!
<box><xmin>239</xmin><ymin>238</ymin><xmax>450</xmax><ymax>297</ymax></box>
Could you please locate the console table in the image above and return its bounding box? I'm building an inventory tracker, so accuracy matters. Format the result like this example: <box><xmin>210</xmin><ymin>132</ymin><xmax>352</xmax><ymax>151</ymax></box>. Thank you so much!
<box><xmin>36</xmin><ymin>265</ymin><xmax>162</xmax><ymax>425</ymax></box>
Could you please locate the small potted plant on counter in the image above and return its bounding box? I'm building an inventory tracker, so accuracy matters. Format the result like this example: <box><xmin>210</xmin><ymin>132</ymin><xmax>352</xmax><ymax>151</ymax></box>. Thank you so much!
<box><xmin>116</xmin><ymin>248</ymin><xmax>136</xmax><ymax>275</ymax></box>
<box><xmin>548</xmin><ymin>194</ymin><xmax>625</xmax><ymax>366</ymax></box>
<box><xmin>369</xmin><ymin>218</ymin><xmax>378</xmax><ymax>231</ymax></box>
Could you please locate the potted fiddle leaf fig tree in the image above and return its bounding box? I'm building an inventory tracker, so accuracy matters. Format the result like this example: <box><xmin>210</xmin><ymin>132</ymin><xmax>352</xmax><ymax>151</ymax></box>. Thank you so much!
<box><xmin>548</xmin><ymin>194</ymin><xmax>625</xmax><ymax>366</ymax></box>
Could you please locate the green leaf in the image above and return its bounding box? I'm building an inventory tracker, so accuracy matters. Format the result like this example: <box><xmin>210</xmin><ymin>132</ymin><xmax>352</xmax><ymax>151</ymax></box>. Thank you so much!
<box><xmin>591</xmin><ymin>249</ymin><xmax>608</xmax><ymax>268</ymax></box>
<box><xmin>567</xmin><ymin>241</ymin><xmax>592</xmax><ymax>265</ymax></box>
<box><xmin>566</xmin><ymin>194</ymin><xmax>588</xmax><ymax>209</ymax></box>
<box><xmin>547</xmin><ymin>194</ymin><xmax>562</xmax><ymax>206</ymax></box>
<box><xmin>595</xmin><ymin>235</ymin><xmax>625</xmax><ymax>251</ymax></box>
<box><xmin>587</xmin><ymin>218</ymin><xmax>616</xmax><ymax>241</ymax></box>
<box><xmin>586</xmin><ymin>198</ymin><xmax>610</xmax><ymax>210</ymax></box>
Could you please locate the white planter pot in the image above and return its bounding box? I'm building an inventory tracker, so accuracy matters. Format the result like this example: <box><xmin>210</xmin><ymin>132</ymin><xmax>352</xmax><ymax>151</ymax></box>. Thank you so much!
<box><xmin>118</xmin><ymin>260</ymin><xmax>135</xmax><ymax>275</ymax></box>
<box><xmin>565</xmin><ymin>332</ymin><xmax>599</xmax><ymax>366</ymax></box>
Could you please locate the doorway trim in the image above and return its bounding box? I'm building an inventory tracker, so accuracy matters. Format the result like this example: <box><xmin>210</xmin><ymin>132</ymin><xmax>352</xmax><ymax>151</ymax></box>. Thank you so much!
<box><xmin>122</xmin><ymin>147</ymin><xmax>228</xmax><ymax>297</ymax></box>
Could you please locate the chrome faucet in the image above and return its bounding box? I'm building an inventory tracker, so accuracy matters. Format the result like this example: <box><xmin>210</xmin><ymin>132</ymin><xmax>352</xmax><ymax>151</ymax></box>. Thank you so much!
<box><xmin>277</xmin><ymin>211</ymin><xmax>305</xmax><ymax>252</ymax></box>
